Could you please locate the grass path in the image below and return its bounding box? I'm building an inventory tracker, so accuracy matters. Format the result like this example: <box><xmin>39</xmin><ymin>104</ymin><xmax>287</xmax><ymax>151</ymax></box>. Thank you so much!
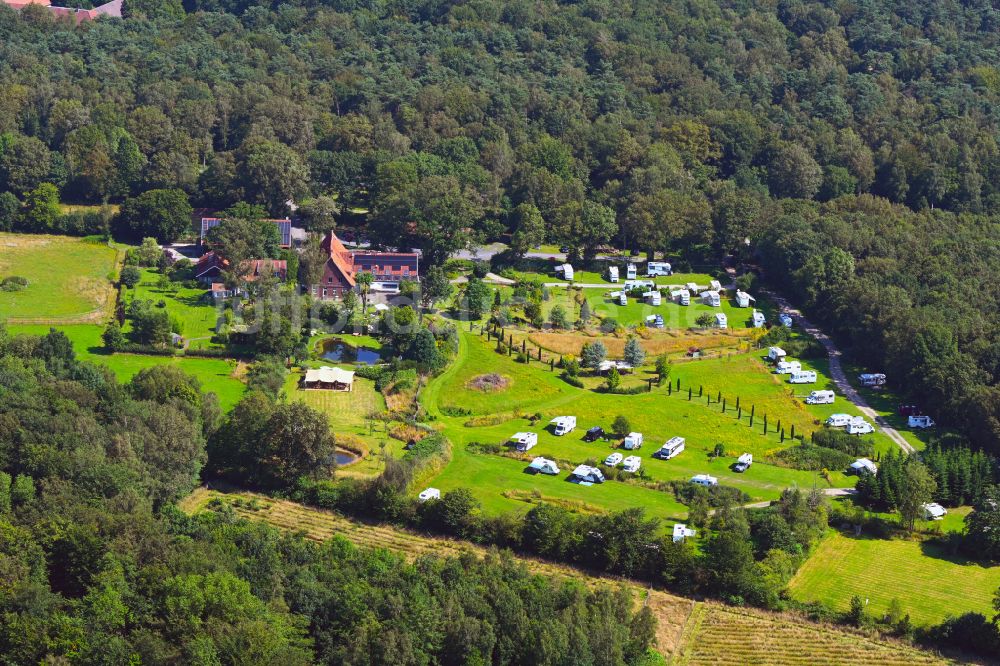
<box><xmin>179</xmin><ymin>487</ymin><xmax>948</xmax><ymax>665</ymax></box>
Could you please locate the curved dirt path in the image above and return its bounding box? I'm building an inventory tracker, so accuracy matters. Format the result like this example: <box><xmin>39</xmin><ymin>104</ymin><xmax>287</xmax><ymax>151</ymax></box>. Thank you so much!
<box><xmin>763</xmin><ymin>291</ymin><xmax>914</xmax><ymax>454</ymax></box>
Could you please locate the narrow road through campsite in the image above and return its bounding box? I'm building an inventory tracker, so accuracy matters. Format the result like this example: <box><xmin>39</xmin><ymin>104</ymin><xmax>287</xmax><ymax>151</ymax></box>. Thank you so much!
<box><xmin>763</xmin><ymin>291</ymin><xmax>915</xmax><ymax>454</ymax></box>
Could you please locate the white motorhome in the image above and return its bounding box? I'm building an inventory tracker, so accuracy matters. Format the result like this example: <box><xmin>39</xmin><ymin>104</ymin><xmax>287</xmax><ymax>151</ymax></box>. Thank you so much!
<box><xmin>511</xmin><ymin>432</ymin><xmax>538</xmax><ymax>451</ymax></box>
<box><xmin>655</xmin><ymin>437</ymin><xmax>686</xmax><ymax>460</ymax></box>
<box><xmin>647</xmin><ymin>261</ymin><xmax>672</xmax><ymax>276</ymax></box>
<box><xmin>607</xmin><ymin>265</ymin><xmax>619</xmax><ymax>282</ymax></box>
<box><xmin>846</xmin><ymin>419</ymin><xmax>875</xmax><ymax>435</ymax></box>
<box><xmin>789</xmin><ymin>370</ymin><xmax>817</xmax><ymax>384</ymax></box>
<box><xmin>550</xmin><ymin>416</ymin><xmax>576</xmax><ymax>436</ymax></box>
<box><xmin>734</xmin><ymin>453</ymin><xmax>753</xmax><ymax>473</ymax></box>
<box><xmin>715</xmin><ymin>312</ymin><xmax>727</xmax><ymax>329</ymax></box>
<box><xmin>908</xmin><ymin>415</ymin><xmax>936</xmax><ymax>429</ymax></box>
<box><xmin>528</xmin><ymin>457</ymin><xmax>560</xmax><ymax>475</ymax></box>
<box><xmin>571</xmin><ymin>465</ymin><xmax>605</xmax><ymax>484</ymax></box>
<box><xmin>701</xmin><ymin>290</ymin><xmax>721</xmax><ymax>307</ymax></box>
<box><xmin>685</xmin><ymin>282</ymin><xmax>699</xmax><ymax>293</ymax></box>
<box><xmin>858</xmin><ymin>373</ymin><xmax>886</xmax><ymax>387</ymax></box>
<box><xmin>690</xmin><ymin>474</ymin><xmax>718</xmax><ymax>487</ymax></box>
<box><xmin>618</xmin><ymin>292</ymin><xmax>628</xmax><ymax>306</ymax></box>
<box><xmin>805</xmin><ymin>390</ymin><xmax>835</xmax><ymax>405</ymax></box>
<box><xmin>922</xmin><ymin>502</ymin><xmax>947</xmax><ymax>520</ymax></box>
<box><xmin>624</xmin><ymin>280</ymin><xmax>654</xmax><ymax>291</ymax></box>
<box><xmin>555</xmin><ymin>263</ymin><xmax>574</xmax><ymax>280</ymax></box>
<box><xmin>623</xmin><ymin>432</ymin><xmax>644</xmax><ymax>450</ymax></box>
<box><xmin>621</xmin><ymin>455</ymin><xmax>642</xmax><ymax>473</ymax></box>
<box><xmin>751</xmin><ymin>309</ymin><xmax>766</xmax><ymax>328</ymax></box>
<box><xmin>645</xmin><ymin>291</ymin><xmax>662</xmax><ymax>306</ymax></box>
<box><xmin>826</xmin><ymin>413</ymin><xmax>853</xmax><ymax>427</ymax></box>
<box><xmin>767</xmin><ymin>346</ymin><xmax>787</xmax><ymax>362</ymax></box>
<box><xmin>735</xmin><ymin>291</ymin><xmax>755</xmax><ymax>308</ymax></box>
<box><xmin>850</xmin><ymin>458</ymin><xmax>878</xmax><ymax>475</ymax></box>
<box><xmin>418</xmin><ymin>487</ymin><xmax>441</xmax><ymax>502</ymax></box>
<box><xmin>671</xmin><ymin>289</ymin><xmax>690</xmax><ymax>305</ymax></box>
<box><xmin>775</xmin><ymin>360</ymin><xmax>801</xmax><ymax>374</ymax></box>
<box><xmin>626</xmin><ymin>263</ymin><xmax>637</xmax><ymax>280</ymax></box>
<box><xmin>604</xmin><ymin>452</ymin><xmax>624</xmax><ymax>467</ymax></box>
<box><xmin>709</xmin><ymin>279</ymin><xmax>723</xmax><ymax>292</ymax></box>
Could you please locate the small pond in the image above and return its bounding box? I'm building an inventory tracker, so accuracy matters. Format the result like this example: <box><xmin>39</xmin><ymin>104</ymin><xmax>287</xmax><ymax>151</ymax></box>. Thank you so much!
<box><xmin>321</xmin><ymin>339</ymin><xmax>382</xmax><ymax>365</ymax></box>
<box><xmin>335</xmin><ymin>450</ymin><xmax>360</xmax><ymax>466</ymax></box>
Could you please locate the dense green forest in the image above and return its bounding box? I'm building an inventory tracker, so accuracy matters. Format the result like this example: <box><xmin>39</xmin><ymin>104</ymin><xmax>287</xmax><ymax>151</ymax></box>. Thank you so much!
<box><xmin>0</xmin><ymin>0</ymin><xmax>999</xmax><ymax>448</ymax></box>
<box><xmin>0</xmin><ymin>326</ymin><xmax>655</xmax><ymax>663</ymax></box>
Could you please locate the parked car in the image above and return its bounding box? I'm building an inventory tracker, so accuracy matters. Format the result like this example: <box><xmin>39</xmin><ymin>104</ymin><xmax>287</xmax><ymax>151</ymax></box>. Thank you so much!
<box><xmin>584</xmin><ymin>426</ymin><xmax>605</xmax><ymax>442</ymax></box>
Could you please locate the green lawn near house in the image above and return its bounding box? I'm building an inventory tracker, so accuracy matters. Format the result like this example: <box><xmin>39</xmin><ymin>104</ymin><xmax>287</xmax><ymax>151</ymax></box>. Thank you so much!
<box><xmin>788</xmin><ymin>530</ymin><xmax>1000</xmax><ymax>626</ymax></box>
<box><xmin>127</xmin><ymin>269</ymin><xmax>222</xmax><ymax>347</ymax></box>
<box><xmin>0</xmin><ymin>233</ymin><xmax>121</xmax><ymax>324</ymax></box>
<box><xmin>6</xmin><ymin>323</ymin><xmax>246</xmax><ymax>411</ymax></box>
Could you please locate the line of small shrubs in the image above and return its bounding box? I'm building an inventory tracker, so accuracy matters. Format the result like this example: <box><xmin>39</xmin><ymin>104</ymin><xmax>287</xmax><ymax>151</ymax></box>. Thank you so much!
<box><xmin>116</xmin><ymin>344</ymin><xmax>177</xmax><ymax>356</ymax></box>
<box><xmin>184</xmin><ymin>348</ymin><xmax>240</xmax><ymax>359</ymax></box>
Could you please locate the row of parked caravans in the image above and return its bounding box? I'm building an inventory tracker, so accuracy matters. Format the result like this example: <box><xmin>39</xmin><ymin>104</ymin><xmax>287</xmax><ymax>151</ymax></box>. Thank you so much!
<box><xmin>607</xmin><ymin>262</ymin><xmax>673</xmax><ymax>283</ymax></box>
<box><xmin>825</xmin><ymin>413</ymin><xmax>875</xmax><ymax>435</ymax></box>
<box><xmin>767</xmin><ymin>347</ymin><xmax>818</xmax><ymax>384</ymax></box>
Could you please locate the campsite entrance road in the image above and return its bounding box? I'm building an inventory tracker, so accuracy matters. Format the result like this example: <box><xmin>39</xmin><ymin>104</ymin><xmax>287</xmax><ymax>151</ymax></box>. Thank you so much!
<box><xmin>763</xmin><ymin>291</ymin><xmax>915</xmax><ymax>454</ymax></box>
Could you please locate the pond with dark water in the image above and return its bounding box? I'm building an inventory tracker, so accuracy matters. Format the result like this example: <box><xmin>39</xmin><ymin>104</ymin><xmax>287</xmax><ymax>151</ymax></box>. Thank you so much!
<box><xmin>321</xmin><ymin>339</ymin><xmax>382</xmax><ymax>365</ymax></box>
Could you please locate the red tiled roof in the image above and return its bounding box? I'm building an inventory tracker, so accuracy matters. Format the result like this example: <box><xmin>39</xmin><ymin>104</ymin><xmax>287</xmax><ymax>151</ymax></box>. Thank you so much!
<box><xmin>321</xmin><ymin>230</ymin><xmax>358</xmax><ymax>289</ymax></box>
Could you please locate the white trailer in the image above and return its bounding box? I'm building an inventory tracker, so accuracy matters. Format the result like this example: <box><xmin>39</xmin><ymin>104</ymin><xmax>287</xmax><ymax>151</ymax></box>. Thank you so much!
<box><xmin>775</xmin><ymin>360</ymin><xmax>801</xmax><ymax>374</ymax></box>
<box><xmin>715</xmin><ymin>312</ymin><xmax>727</xmax><ymax>329</ymax></box>
<box><xmin>685</xmin><ymin>282</ymin><xmax>699</xmax><ymax>293</ymax></box>
<box><xmin>604</xmin><ymin>452</ymin><xmax>624</xmax><ymax>467</ymax></box>
<box><xmin>788</xmin><ymin>370</ymin><xmax>817</xmax><ymax>384</ymax></box>
<box><xmin>571</xmin><ymin>464</ymin><xmax>605</xmax><ymax>484</ymax></box>
<box><xmin>690</xmin><ymin>474</ymin><xmax>718</xmax><ymax>487</ymax></box>
<box><xmin>908</xmin><ymin>415</ymin><xmax>935</xmax><ymax>429</ymax></box>
<box><xmin>621</xmin><ymin>455</ymin><xmax>642</xmax><ymax>473</ymax></box>
<box><xmin>850</xmin><ymin>458</ymin><xmax>878</xmax><ymax>475</ymax></box>
<box><xmin>655</xmin><ymin>436</ymin><xmax>686</xmax><ymax>460</ymax></box>
<box><xmin>734</xmin><ymin>453</ymin><xmax>753</xmax><ymax>472</ymax></box>
<box><xmin>826</xmin><ymin>413</ymin><xmax>853</xmax><ymax>427</ymax></box>
<box><xmin>623</xmin><ymin>432</ymin><xmax>644</xmax><ymax>450</ymax></box>
<box><xmin>751</xmin><ymin>309</ymin><xmax>766</xmax><ymax>328</ymax></box>
<box><xmin>767</xmin><ymin>346</ymin><xmax>787</xmax><ymax>362</ymax></box>
<box><xmin>618</xmin><ymin>292</ymin><xmax>627</xmax><ymax>306</ymax></box>
<box><xmin>671</xmin><ymin>289</ymin><xmax>690</xmax><ymax>305</ymax></box>
<box><xmin>645</xmin><ymin>291</ymin><xmax>662</xmax><ymax>306</ymax></box>
<box><xmin>624</xmin><ymin>280</ymin><xmax>654</xmax><ymax>291</ymax></box>
<box><xmin>701</xmin><ymin>290</ymin><xmax>721</xmax><ymax>307</ymax></box>
<box><xmin>805</xmin><ymin>390</ymin><xmax>835</xmax><ymax>405</ymax></box>
<box><xmin>626</xmin><ymin>263</ymin><xmax>637</xmax><ymax>280</ymax></box>
<box><xmin>647</xmin><ymin>261</ymin><xmax>672</xmax><ymax>276</ymax></box>
<box><xmin>550</xmin><ymin>416</ymin><xmax>576</xmax><ymax>436</ymax></box>
<box><xmin>735</xmin><ymin>291</ymin><xmax>755</xmax><ymax>308</ymax></box>
<box><xmin>528</xmin><ymin>457</ymin><xmax>560</xmax><ymax>475</ymax></box>
<box><xmin>858</xmin><ymin>373</ymin><xmax>886</xmax><ymax>387</ymax></box>
<box><xmin>418</xmin><ymin>487</ymin><xmax>441</xmax><ymax>502</ymax></box>
<box><xmin>511</xmin><ymin>432</ymin><xmax>538</xmax><ymax>451</ymax></box>
<box><xmin>846</xmin><ymin>419</ymin><xmax>875</xmax><ymax>435</ymax></box>
<box><xmin>607</xmin><ymin>265</ymin><xmax>619</xmax><ymax>282</ymax></box>
<box><xmin>560</xmin><ymin>263</ymin><xmax>574</xmax><ymax>281</ymax></box>
<box><xmin>709</xmin><ymin>279</ymin><xmax>723</xmax><ymax>292</ymax></box>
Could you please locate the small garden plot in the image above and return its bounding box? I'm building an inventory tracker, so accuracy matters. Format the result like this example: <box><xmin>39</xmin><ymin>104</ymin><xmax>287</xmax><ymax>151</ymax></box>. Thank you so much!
<box><xmin>0</xmin><ymin>233</ymin><xmax>120</xmax><ymax>323</ymax></box>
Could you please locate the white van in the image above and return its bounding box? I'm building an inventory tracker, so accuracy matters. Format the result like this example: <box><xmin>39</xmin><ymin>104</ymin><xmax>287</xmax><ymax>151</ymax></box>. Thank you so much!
<box><xmin>551</xmin><ymin>416</ymin><xmax>576</xmax><ymax>436</ymax></box>
<box><xmin>789</xmin><ymin>370</ymin><xmax>817</xmax><ymax>384</ymax></box>
<box><xmin>644</xmin><ymin>291</ymin><xmax>661</xmax><ymax>306</ymax></box>
<box><xmin>618</xmin><ymin>292</ymin><xmax>627</xmax><ymax>306</ymax></box>
<box><xmin>908</xmin><ymin>415</ymin><xmax>935</xmax><ymax>429</ymax></box>
<box><xmin>604</xmin><ymin>452</ymin><xmax>624</xmax><ymax>467</ymax></box>
<box><xmin>734</xmin><ymin>453</ymin><xmax>753</xmax><ymax>472</ymax></box>
<box><xmin>626</xmin><ymin>263</ymin><xmax>637</xmax><ymax>280</ymax></box>
<box><xmin>647</xmin><ymin>261</ymin><xmax>672</xmax><ymax>276</ymax></box>
<box><xmin>621</xmin><ymin>455</ymin><xmax>642</xmax><ymax>473</ymax></box>
<box><xmin>805</xmin><ymin>390</ymin><xmax>835</xmax><ymax>405</ymax></box>
<box><xmin>775</xmin><ymin>360</ymin><xmax>801</xmax><ymax>374</ymax></box>
<box><xmin>671</xmin><ymin>289</ymin><xmax>690</xmax><ymax>305</ymax></box>
<box><xmin>826</xmin><ymin>413</ymin><xmax>853</xmax><ymax>427</ymax></box>
<box><xmin>607</xmin><ymin>265</ymin><xmax>619</xmax><ymax>283</ymax></box>
<box><xmin>511</xmin><ymin>432</ymin><xmax>538</xmax><ymax>451</ymax></box>
<box><xmin>655</xmin><ymin>437</ymin><xmax>685</xmax><ymax>460</ymax></box>
<box><xmin>690</xmin><ymin>474</ymin><xmax>718</xmax><ymax>487</ymax></box>
<box><xmin>623</xmin><ymin>432</ymin><xmax>644</xmax><ymax>450</ymax></box>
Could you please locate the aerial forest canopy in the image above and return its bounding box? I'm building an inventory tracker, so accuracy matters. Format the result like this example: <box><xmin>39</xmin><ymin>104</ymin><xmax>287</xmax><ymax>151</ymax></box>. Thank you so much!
<box><xmin>0</xmin><ymin>2</ymin><xmax>998</xmax><ymax>438</ymax></box>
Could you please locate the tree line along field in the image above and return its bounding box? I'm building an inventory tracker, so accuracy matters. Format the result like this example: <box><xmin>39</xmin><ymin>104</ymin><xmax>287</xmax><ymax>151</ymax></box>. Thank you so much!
<box><xmin>180</xmin><ymin>487</ymin><xmax>947</xmax><ymax>666</ymax></box>
<box><xmin>0</xmin><ymin>232</ymin><xmax>122</xmax><ymax>323</ymax></box>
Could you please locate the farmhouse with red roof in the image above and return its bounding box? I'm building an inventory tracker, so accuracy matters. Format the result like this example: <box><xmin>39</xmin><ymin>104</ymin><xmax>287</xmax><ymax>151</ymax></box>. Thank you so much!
<box><xmin>312</xmin><ymin>231</ymin><xmax>419</xmax><ymax>300</ymax></box>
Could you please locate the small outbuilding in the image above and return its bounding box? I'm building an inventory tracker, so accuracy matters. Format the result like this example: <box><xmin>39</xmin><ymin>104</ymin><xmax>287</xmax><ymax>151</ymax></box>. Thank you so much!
<box><xmin>303</xmin><ymin>366</ymin><xmax>355</xmax><ymax>391</ymax></box>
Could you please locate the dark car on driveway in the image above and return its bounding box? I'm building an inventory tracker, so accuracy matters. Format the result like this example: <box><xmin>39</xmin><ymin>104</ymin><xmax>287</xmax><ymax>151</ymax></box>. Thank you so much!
<box><xmin>584</xmin><ymin>426</ymin><xmax>605</xmax><ymax>442</ymax></box>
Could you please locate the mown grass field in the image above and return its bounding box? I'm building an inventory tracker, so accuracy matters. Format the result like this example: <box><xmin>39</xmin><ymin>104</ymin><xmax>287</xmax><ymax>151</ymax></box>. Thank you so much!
<box><xmin>180</xmin><ymin>487</ymin><xmax>947</xmax><ymax>666</ymax></box>
<box><xmin>6</xmin><ymin>324</ymin><xmax>246</xmax><ymax>410</ymax></box>
<box><xmin>0</xmin><ymin>233</ymin><xmax>121</xmax><ymax>323</ymax></box>
<box><xmin>129</xmin><ymin>269</ymin><xmax>221</xmax><ymax>346</ymax></box>
<box><xmin>788</xmin><ymin>530</ymin><xmax>1000</xmax><ymax>626</ymax></box>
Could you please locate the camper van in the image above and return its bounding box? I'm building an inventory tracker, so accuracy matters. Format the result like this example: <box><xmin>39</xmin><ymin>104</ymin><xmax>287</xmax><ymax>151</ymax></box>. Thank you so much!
<box><xmin>908</xmin><ymin>415</ymin><xmax>936</xmax><ymax>429</ymax></box>
<box><xmin>618</xmin><ymin>292</ymin><xmax>628</xmax><ymax>306</ymax></box>
<box><xmin>671</xmin><ymin>289</ymin><xmax>690</xmax><ymax>306</ymax></box>
<box><xmin>511</xmin><ymin>432</ymin><xmax>538</xmax><ymax>451</ymax></box>
<box><xmin>735</xmin><ymin>290</ymin><xmax>755</xmax><ymax>308</ymax></box>
<box><xmin>685</xmin><ymin>282</ymin><xmax>699</xmax><ymax>294</ymax></box>
<box><xmin>624</xmin><ymin>280</ymin><xmax>654</xmax><ymax>291</ymax></box>
<box><xmin>623</xmin><ymin>432</ymin><xmax>643</xmax><ymax>450</ymax></box>
<box><xmin>418</xmin><ymin>488</ymin><xmax>441</xmax><ymax>502</ymax></box>
<box><xmin>751</xmin><ymin>309</ymin><xmax>766</xmax><ymax>328</ymax></box>
<box><xmin>690</xmin><ymin>474</ymin><xmax>718</xmax><ymax>487</ymax></box>
<box><xmin>858</xmin><ymin>373</ymin><xmax>887</xmax><ymax>387</ymax></box>
<box><xmin>701</xmin><ymin>290</ymin><xmax>721</xmax><ymax>307</ymax></box>
<box><xmin>779</xmin><ymin>313</ymin><xmax>793</xmax><ymax>328</ymax></box>
<box><xmin>528</xmin><ymin>457</ymin><xmax>560</xmax><ymax>475</ymax></box>
<box><xmin>846</xmin><ymin>419</ymin><xmax>875</xmax><ymax>435</ymax></box>
<box><xmin>607</xmin><ymin>265</ymin><xmax>619</xmax><ymax>283</ymax></box>
<box><xmin>789</xmin><ymin>370</ymin><xmax>817</xmax><ymax>384</ymax></box>
<box><xmin>715</xmin><ymin>312</ymin><xmax>727</xmax><ymax>329</ymax></box>
<box><xmin>571</xmin><ymin>465</ymin><xmax>605</xmax><ymax>484</ymax></box>
<box><xmin>767</xmin><ymin>347</ymin><xmax>787</xmax><ymax>362</ymax></box>
<box><xmin>645</xmin><ymin>291</ymin><xmax>662</xmax><ymax>306</ymax></box>
<box><xmin>604</xmin><ymin>452</ymin><xmax>624</xmax><ymax>467</ymax></box>
<box><xmin>709</xmin><ymin>279</ymin><xmax>723</xmax><ymax>292</ymax></box>
<box><xmin>826</xmin><ymin>413</ymin><xmax>853</xmax><ymax>428</ymax></box>
<box><xmin>645</xmin><ymin>314</ymin><xmax>665</xmax><ymax>328</ymax></box>
<box><xmin>655</xmin><ymin>437</ymin><xmax>686</xmax><ymax>460</ymax></box>
<box><xmin>775</xmin><ymin>360</ymin><xmax>801</xmax><ymax>374</ymax></box>
<box><xmin>647</xmin><ymin>261</ymin><xmax>672</xmax><ymax>276</ymax></box>
<box><xmin>850</xmin><ymin>458</ymin><xmax>878</xmax><ymax>475</ymax></box>
<box><xmin>551</xmin><ymin>416</ymin><xmax>576</xmax><ymax>436</ymax></box>
<box><xmin>805</xmin><ymin>390</ymin><xmax>835</xmax><ymax>405</ymax></box>
<box><xmin>626</xmin><ymin>263</ymin><xmax>637</xmax><ymax>280</ymax></box>
<box><xmin>621</xmin><ymin>456</ymin><xmax>642</xmax><ymax>473</ymax></box>
<box><xmin>734</xmin><ymin>453</ymin><xmax>753</xmax><ymax>473</ymax></box>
